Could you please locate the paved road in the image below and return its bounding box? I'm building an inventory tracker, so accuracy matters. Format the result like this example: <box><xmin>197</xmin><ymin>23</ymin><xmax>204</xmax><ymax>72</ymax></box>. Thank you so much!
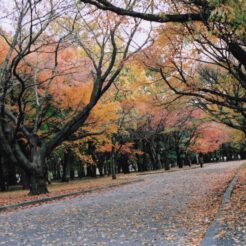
<box><xmin>0</xmin><ymin>161</ymin><xmax>243</xmax><ymax>246</ymax></box>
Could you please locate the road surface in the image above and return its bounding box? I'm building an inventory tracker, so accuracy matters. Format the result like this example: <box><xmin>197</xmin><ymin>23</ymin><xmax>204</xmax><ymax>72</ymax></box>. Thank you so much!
<box><xmin>0</xmin><ymin>161</ymin><xmax>243</xmax><ymax>246</ymax></box>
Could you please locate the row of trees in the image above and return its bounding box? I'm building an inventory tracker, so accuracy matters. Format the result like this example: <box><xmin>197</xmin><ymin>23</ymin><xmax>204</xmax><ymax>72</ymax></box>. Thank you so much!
<box><xmin>0</xmin><ymin>0</ymin><xmax>149</xmax><ymax>194</ymax></box>
<box><xmin>0</xmin><ymin>0</ymin><xmax>245</xmax><ymax>194</ymax></box>
<box><xmin>1</xmin><ymin>105</ymin><xmax>245</xmax><ymax>191</ymax></box>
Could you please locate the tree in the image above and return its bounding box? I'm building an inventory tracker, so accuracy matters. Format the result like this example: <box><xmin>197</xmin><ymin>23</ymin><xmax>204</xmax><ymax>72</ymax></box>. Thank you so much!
<box><xmin>0</xmin><ymin>0</ymin><xmax>148</xmax><ymax>194</ymax></box>
<box><xmin>80</xmin><ymin>0</ymin><xmax>246</xmax><ymax>134</ymax></box>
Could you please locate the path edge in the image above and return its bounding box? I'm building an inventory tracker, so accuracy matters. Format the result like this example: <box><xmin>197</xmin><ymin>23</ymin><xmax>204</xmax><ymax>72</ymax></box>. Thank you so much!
<box><xmin>0</xmin><ymin>179</ymin><xmax>143</xmax><ymax>213</ymax></box>
<box><xmin>199</xmin><ymin>164</ymin><xmax>243</xmax><ymax>246</ymax></box>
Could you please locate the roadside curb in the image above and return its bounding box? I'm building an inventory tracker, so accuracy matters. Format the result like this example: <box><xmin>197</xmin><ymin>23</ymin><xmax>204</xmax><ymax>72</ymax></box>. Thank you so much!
<box><xmin>137</xmin><ymin>165</ymin><xmax>200</xmax><ymax>176</ymax></box>
<box><xmin>0</xmin><ymin>179</ymin><xmax>144</xmax><ymax>213</ymax></box>
<box><xmin>199</xmin><ymin>166</ymin><xmax>242</xmax><ymax>246</ymax></box>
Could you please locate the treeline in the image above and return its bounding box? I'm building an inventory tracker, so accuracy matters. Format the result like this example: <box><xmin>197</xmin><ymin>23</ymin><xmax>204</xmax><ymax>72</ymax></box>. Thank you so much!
<box><xmin>1</xmin><ymin>134</ymin><xmax>245</xmax><ymax>192</ymax></box>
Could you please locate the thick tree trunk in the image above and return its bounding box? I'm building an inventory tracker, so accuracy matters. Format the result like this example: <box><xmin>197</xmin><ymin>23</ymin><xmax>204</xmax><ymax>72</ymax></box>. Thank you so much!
<box><xmin>29</xmin><ymin>174</ymin><xmax>48</xmax><ymax>195</ymax></box>
<box><xmin>28</xmin><ymin>153</ymin><xmax>48</xmax><ymax>195</ymax></box>
<box><xmin>0</xmin><ymin>156</ymin><xmax>6</xmax><ymax>191</ymax></box>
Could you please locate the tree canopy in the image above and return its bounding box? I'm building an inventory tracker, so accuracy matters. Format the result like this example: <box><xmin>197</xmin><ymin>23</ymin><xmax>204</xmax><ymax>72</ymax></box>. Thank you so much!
<box><xmin>0</xmin><ymin>0</ymin><xmax>245</xmax><ymax>195</ymax></box>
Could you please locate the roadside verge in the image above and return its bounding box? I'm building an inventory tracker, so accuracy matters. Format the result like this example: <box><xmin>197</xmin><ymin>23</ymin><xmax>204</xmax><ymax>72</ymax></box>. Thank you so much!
<box><xmin>199</xmin><ymin>164</ymin><xmax>245</xmax><ymax>246</ymax></box>
<box><xmin>0</xmin><ymin>179</ymin><xmax>143</xmax><ymax>213</ymax></box>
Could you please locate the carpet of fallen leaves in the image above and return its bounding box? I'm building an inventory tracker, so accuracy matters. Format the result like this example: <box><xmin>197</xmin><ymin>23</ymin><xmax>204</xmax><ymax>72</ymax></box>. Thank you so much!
<box><xmin>179</xmin><ymin>166</ymin><xmax>239</xmax><ymax>245</ymax></box>
<box><xmin>214</xmin><ymin>164</ymin><xmax>246</xmax><ymax>245</ymax></box>
<box><xmin>0</xmin><ymin>161</ymin><xmax>244</xmax><ymax>246</ymax></box>
<box><xmin>0</xmin><ymin>165</ymin><xmax>197</xmax><ymax>208</ymax></box>
<box><xmin>0</xmin><ymin>174</ymin><xmax>139</xmax><ymax>207</ymax></box>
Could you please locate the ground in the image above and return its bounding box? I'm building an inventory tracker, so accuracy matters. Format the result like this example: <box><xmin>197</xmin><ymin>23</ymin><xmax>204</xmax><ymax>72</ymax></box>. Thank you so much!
<box><xmin>213</xmin><ymin>164</ymin><xmax>246</xmax><ymax>245</ymax></box>
<box><xmin>0</xmin><ymin>161</ymin><xmax>244</xmax><ymax>246</ymax></box>
<box><xmin>0</xmin><ymin>174</ymin><xmax>140</xmax><ymax>207</ymax></box>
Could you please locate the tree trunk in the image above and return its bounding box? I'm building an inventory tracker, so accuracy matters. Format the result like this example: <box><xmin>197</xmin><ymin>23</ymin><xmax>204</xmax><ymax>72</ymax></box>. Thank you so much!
<box><xmin>97</xmin><ymin>156</ymin><xmax>104</xmax><ymax>177</ymax></box>
<box><xmin>78</xmin><ymin>163</ymin><xmax>85</xmax><ymax>178</ymax></box>
<box><xmin>7</xmin><ymin>160</ymin><xmax>17</xmax><ymax>186</ymax></box>
<box><xmin>199</xmin><ymin>153</ymin><xmax>204</xmax><ymax>168</ymax></box>
<box><xmin>164</xmin><ymin>161</ymin><xmax>170</xmax><ymax>170</ymax></box>
<box><xmin>121</xmin><ymin>154</ymin><xmax>129</xmax><ymax>174</ymax></box>
<box><xmin>111</xmin><ymin>136</ymin><xmax>116</xmax><ymax>179</ymax></box>
<box><xmin>156</xmin><ymin>154</ymin><xmax>162</xmax><ymax>169</ymax></box>
<box><xmin>87</xmin><ymin>165</ymin><xmax>96</xmax><ymax>177</ymax></box>
<box><xmin>163</xmin><ymin>155</ymin><xmax>170</xmax><ymax>170</ymax></box>
<box><xmin>28</xmin><ymin>153</ymin><xmax>48</xmax><ymax>195</ymax></box>
<box><xmin>176</xmin><ymin>147</ymin><xmax>183</xmax><ymax>168</ymax></box>
<box><xmin>185</xmin><ymin>153</ymin><xmax>191</xmax><ymax>167</ymax></box>
<box><xmin>148</xmin><ymin>141</ymin><xmax>159</xmax><ymax>170</ymax></box>
<box><xmin>0</xmin><ymin>155</ymin><xmax>6</xmax><ymax>191</ymax></box>
<box><xmin>111</xmin><ymin>153</ymin><xmax>116</xmax><ymax>179</ymax></box>
<box><xmin>29</xmin><ymin>174</ymin><xmax>48</xmax><ymax>195</ymax></box>
<box><xmin>136</xmin><ymin>153</ymin><xmax>143</xmax><ymax>172</ymax></box>
<box><xmin>62</xmin><ymin>152</ymin><xmax>71</xmax><ymax>182</ymax></box>
<box><xmin>143</xmin><ymin>153</ymin><xmax>151</xmax><ymax>170</ymax></box>
<box><xmin>21</xmin><ymin>169</ymin><xmax>30</xmax><ymax>189</ymax></box>
<box><xmin>240</xmin><ymin>150</ymin><xmax>246</xmax><ymax>159</ymax></box>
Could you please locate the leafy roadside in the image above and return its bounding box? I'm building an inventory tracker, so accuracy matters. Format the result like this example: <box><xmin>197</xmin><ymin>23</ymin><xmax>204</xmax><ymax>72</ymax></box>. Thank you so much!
<box><xmin>214</xmin><ymin>164</ymin><xmax>246</xmax><ymax>245</ymax></box>
<box><xmin>0</xmin><ymin>165</ymin><xmax>199</xmax><ymax>209</ymax></box>
<box><xmin>176</xmin><ymin>166</ymin><xmax>239</xmax><ymax>245</ymax></box>
<box><xmin>0</xmin><ymin>174</ymin><xmax>140</xmax><ymax>208</ymax></box>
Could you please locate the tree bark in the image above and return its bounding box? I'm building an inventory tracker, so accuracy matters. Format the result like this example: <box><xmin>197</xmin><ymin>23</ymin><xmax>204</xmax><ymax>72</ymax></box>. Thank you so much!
<box><xmin>62</xmin><ymin>152</ymin><xmax>70</xmax><ymax>182</ymax></box>
<box><xmin>0</xmin><ymin>155</ymin><xmax>6</xmax><ymax>191</ymax></box>
<box><xmin>121</xmin><ymin>154</ymin><xmax>129</xmax><ymax>174</ymax></box>
<box><xmin>176</xmin><ymin>147</ymin><xmax>183</xmax><ymax>168</ymax></box>
<box><xmin>29</xmin><ymin>174</ymin><xmax>48</xmax><ymax>195</ymax></box>
<box><xmin>28</xmin><ymin>154</ymin><xmax>48</xmax><ymax>195</ymax></box>
<box><xmin>111</xmin><ymin>136</ymin><xmax>116</xmax><ymax>179</ymax></box>
<box><xmin>111</xmin><ymin>153</ymin><xmax>116</xmax><ymax>179</ymax></box>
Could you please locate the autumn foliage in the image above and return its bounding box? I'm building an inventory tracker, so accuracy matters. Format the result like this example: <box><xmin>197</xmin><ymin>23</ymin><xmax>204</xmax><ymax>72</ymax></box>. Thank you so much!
<box><xmin>0</xmin><ymin>0</ymin><xmax>246</xmax><ymax>195</ymax></box>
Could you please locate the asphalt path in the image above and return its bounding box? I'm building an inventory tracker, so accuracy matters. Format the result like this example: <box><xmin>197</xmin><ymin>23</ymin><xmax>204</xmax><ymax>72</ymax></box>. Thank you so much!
<box><xmin>0</xmin><ymin>161</ymin><xmax>243</xmax><ymax>246</ymax></box>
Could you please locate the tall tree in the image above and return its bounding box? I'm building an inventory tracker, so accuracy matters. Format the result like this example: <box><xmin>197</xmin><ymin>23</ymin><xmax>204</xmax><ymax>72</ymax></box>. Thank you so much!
<box><xmin>0</xmin><ymin>0</ymin><xmax>147</xmax><ymax>194</ymax></box>
<box><xmin>80</xmin><ymin>0</ymin><xmax>246</xmax><ymax>134</ymax></box>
